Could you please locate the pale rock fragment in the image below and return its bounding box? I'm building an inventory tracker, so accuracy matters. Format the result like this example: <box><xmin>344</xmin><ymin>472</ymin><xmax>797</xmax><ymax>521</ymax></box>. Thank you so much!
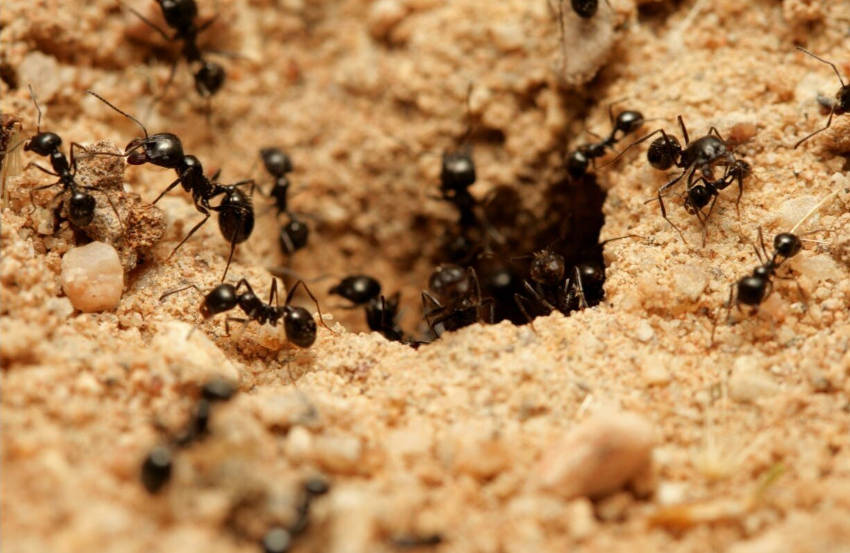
<box><xmin>535</xmin><ymin>409</ymin><xmax>655</xmax><ymax>499</ymax></box>
<box><xmin>729</xmin><ymin>356</ymin><xmax>779</xmax><ymax>403</ymax></box>
<box><xmin>150</xmin><ymin>321</ymin><xmax>240</xmax><ymax>385</ymax></box>
<box><xmin>60</xmin><ymin>242</ymin><xmax>124</xmax><ymax>312</ymax></box>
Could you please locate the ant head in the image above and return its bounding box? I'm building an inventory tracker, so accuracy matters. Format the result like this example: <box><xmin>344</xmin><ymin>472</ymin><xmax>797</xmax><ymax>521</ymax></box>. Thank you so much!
<box><xmin>280</xmin><ymin>218</ymin><xmax>309</xmax><ymax>254</ymax></box>
<box><xmin>737</xmin><ymin>275</ymin><xmax>767</xmax><ymax>307</ymax></box>
<box><xmin>158</xmin><ymin>0</ymin><xmax>198</xmax><ymax>29</ymax></box>
<box><xmin>773</xmin><ymin>232</ymin><xmax>802</xmax><ymax>259</ymax></box>
<box><xmin>24</xmin><ymin>132</ymin><xmax>61</xmax><ymax>156</ymax></box>
<box><xmin>566</xmin><ymin>149</ymin><xmax>589</xmax><ymax>179</ymax></box>
<box><xmin>530</xmin><ymin>249</ymin><xmax>565</xmax><ymax>285</ymax></box>
<box><xmin>260</xmin><ymin>147</ymin><xmax>293</xmax><ymax>177</ymax></box>
<box><xmin>647</xmin><ymin>134</ymin><xmax>681</xmax><ymax>170</ymax></box>
<box><xmin>194</xmin><ymin>61</ymin><xmax>226</xmax><ymax>97</ymax></box>
<box><xmin>284</xmin><ymin>306</ymin><xmax>317</xmax><ymax>348</ymax></box>
<box><xmin>429</xmin><ymin>264</ymin><xmax>471</xmax><ymax>300</ymax></box>
<box><xmin>68</xmin><ymin>191</ymin><xmax>96</xmax><ymax>227</ymax></box>
<box><xmin>127</xmin><ymin>133</ymin><xmax>184</xmax><ymax>168</ymax></box>
<box><xmin>571</xmin><ymin>0</ymin><xmax>599</xmax><ymax>18</ymax></box>
<box><xmin>201</xmin><ymin>284</ymin><xmax>238</xmax><ymax>318</ymax></box>
<box><xmin>577</xmin><ymin>262</ymin><xmax>604</xmax><ymax>286</ymax></box>
<box><xmin>441</xmin><ymin>151</ymin><xmax>476</xmax><ymax>192</ymax></box>
<box><xmin>329</xmin><ymin>275</ymin><xmax>381</xmax><ymax>305</ymax></box>
<box><xmin>731</xmin><ymin>159</ymin><xmax>751</xmax><ymax>179</ymax></box>
<box><xmin>614</xmin><ymin>110</ymin><xmax>645</xmax><ymax>136</ymax></box>
<box><xmin>686</xmin><ymin>184</ymin><xmax>712</xmax><ymax>212</ymax></box>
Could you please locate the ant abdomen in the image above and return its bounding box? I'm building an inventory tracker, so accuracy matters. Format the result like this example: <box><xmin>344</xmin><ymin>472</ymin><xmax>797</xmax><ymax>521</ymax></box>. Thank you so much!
<box><xmin>218</xmin><ymin>188</ymin><xmax>255</xmax><ymax>244</ymax></box>
<box><xmin>194</xmin><ymin>61</ymin><xmax>226</xmax><ymax>97</ymax></box>
<box><xmin>737</xmin><ymin>275</ymin><xmax>768</xmax><ymax>307</ymax></box>
<box><xmin>68</xmin><ymin>192</ymin><xmax>97</xmax><ymax>227</ymax></box>
<box><xmin>280</xmin><ymin>218</ymin><xmax>309</xmax><ymax>254</ymax></box>
<box><xmin>647</xmin><ymin>135</ymin><xmax>681</xmax><ymax>170</ymax></box>
<box><xmin>284</xmin><ymin>306</ymin><xmax>317</xmax><ymax>348</ymax></box>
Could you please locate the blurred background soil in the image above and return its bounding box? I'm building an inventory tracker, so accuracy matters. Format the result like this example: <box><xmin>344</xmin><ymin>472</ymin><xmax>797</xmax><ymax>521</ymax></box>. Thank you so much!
<box><xmin>3</xmin><ymin>0</ymin><xmax>850</xmax><ymax>552</ymax></box>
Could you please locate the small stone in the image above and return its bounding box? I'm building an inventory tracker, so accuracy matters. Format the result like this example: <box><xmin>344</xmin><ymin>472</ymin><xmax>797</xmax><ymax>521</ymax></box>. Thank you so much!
<box><xmin>535</xmin><ymin>408</ymin><xmax>655</xmax><ymax>499</ymax></box>
<box><xmin>635</xmin><ymin>320</ymin><xmax>655</xmax><ymax>342</ymax></box>
<box><xmin>60</xmin><ymin>241</ymin><xmax>124</xmax><ymax>312</ymax></box>
<box><xmin>729</xmin><ymin>357</ymin><xmax>779</xmax><ymax>403</ymax></box>
<box><xmin>313</xmin><ymin>434</ymin><xmax>362</xmax><ymax>473</ymax></box>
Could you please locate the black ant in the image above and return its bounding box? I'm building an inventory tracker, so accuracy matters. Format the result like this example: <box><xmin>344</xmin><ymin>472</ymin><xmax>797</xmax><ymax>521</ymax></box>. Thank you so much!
<box><xmin>258</xmin><ymin>147</ymin><xmax>312</xmax><ymax>256</ymax></box>
<box><xmin>125</xmin><ymin>0</ymin><xmax>226</xmax><ymax>99</ymax></box>
<box><xmin>613</xmin><ymin>115</ymin><xmax>747</xmax><ymax>243</ymax></box>
<box><xmin>162</xmin><ymin>277</ymin><xmax>330</xmax><ymax>348</ymax></box>
<box><xmin>22</xmin><ymin>86</ymin><xmax>109</xmax><ymax>229</ymax></box>
<box><xmin>140</xmin><ymin>377</ymin><xmax>236</xmax><ymax>493</ymax></box>
<box><xmin>714</xmin><ymin>189</ymin><xmax>842</xmax><ymax>342</ymax></box>
<box><xmin>566</xmin><ymin>107</ymin><xmax>645</xmax><ymax>179</ymax></box>
<box><xmin>88</xmin><ymin>90</ymin><xmax>254</xmax><ymax>280</ymax></box>
<box><xmin>422</xmin><ymin>264</ymin><xmax>493</xmax><ymax>334</ymax></box>
<box><xmin>513</xmin><ymin>235</ymin><xmax>637</xmax><ymax>323</ymax></box>
<box><xmin>261</xmin><ymin>477</ymin><xmax>330</xmax><ymax>553</ymax></box>
<box><xmin>329</xmin><ymin>275</ymin><xmax>405</xmax><ymax>342</ymax></box>
<box><xmin>794</xmin><ymin>46</ymin><xmax>850</xmax><ymax>149</ymax></box>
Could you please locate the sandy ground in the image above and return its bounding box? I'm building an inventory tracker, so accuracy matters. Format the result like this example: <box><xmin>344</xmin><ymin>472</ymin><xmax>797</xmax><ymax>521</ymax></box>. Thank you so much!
<box><xmin>3</xmin><ymin>0</ymin><xmax>850</xmax><ymax>551</ymax></box>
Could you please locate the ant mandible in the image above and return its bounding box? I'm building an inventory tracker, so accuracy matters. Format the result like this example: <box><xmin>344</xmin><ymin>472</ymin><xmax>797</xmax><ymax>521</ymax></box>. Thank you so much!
<box><xmin>88</xmin><ymin>91</ymin><xmax>254</xmax><ymax>280</ymax></box>
<box><xmin>613</xmin><ymin>115</ymin><xmax>748</xmax><ymax>243</ymax></box>
<box><xmin>714</xmin><ymin>188</ymin><xmax>843</xmax><ymax>342</ymax></box>
<box><xmin>125</xmin><ymin>0</ymin><xmax>226</xmax><ymax>99</ymax></box>
<box><xmin>793</xmin><ymin>46</ymin><xmax>850</xmax><ymax>149</ymax></box>
<box><xmin>23</xmin><ymin>86</ymin><xmax>116</xmax><ymax>229</ymax></box>
<box><xmin>163</xmin><ymin>277</ymin><xmax>330</xmax><ymax>348</ymax></box>
<box><xmin>566</xmin><ymin>106</ymin><xmax>645</xmax><ymax>179</ymax></box>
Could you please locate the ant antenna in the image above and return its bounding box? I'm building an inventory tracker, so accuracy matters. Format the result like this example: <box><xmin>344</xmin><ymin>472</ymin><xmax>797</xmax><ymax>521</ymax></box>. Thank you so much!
<box><xmin>788</xmin><ymin>188</ymin><xmax>844</xmax><ymax>235</ymax></box>
<box><xmin>87</xmin><ymin>90</ymin><xmax>150</xmax><ymax>138</ymax></box>
<box><xmin>27</xmin><ymin>84</ymin><xmax>43</xmax><ymax>132</ymax></box>
<box><xmin>796</xmin><ymin>46</ymin><xmax>846</xmax><ymax>87</ymax></box>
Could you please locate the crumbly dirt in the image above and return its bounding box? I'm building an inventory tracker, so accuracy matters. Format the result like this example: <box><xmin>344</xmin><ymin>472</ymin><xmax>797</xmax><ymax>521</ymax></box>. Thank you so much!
<box><xmin>3</xmin><ymin>0</ymin><xmax>850</xmax><ymax>552</ymax></box>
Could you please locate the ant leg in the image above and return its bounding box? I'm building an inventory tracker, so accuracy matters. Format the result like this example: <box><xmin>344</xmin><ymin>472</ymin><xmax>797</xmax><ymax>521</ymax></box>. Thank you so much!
<box><xmin>677</xmin><ymin>115</ymin><xmax>690</xmax><ymax>145</ymax></box>
<box><xmin>286</xmin><ymin>280</ymin><xmax>333</xmax><ymax>332</ymax></box>
<box><xmin>734</xmin><ymin>171</ymin><xmax>744</xmax><ymax>219</ymax></box>
<box><xmin>25</xmin><ymin>161</ymin><xmax>58</xmax><ymax>177</ymax></box>
<box><xmin>220</xmin><ymin>224</ymin><xmax>241</xmax><ymax>283</ymax></box>
<box><xmin>513</xmin><ymin>293</ymin><xmax>538</xmax><ymax>332</ymax></box>
<box><xmin>267</xmin><ymin>278</ymin><xmax>280</xmax><ymax>307</ymax></box>
<box><xmin>168</xmin><ymin>210</ymin><xmax>211</xmax><ymax>258</ymax></box>
<box><xmin>572</xmin><ymin>266</ymin><xmax>590</xmax><ymax>309</ymax></box>
<box><xmin>421</xmin><ymin>291</ymin><xmax>443</xmax><ymax>334</ymax></box>
<box><xmin>122</xmin><ymin>1</ymin><xmax>171</xmax><ymax>40</ymax></box>
<box><xmin>604</xmin><ymin>128</ymin><xmax>664</xmax><ymax>167</ymax></box>
<box><xmin>224</xmin><ymin>316</ymin><xmax>250</xmax><ymax>336</ymax></box>
<box><xmin>152</xmin><ymin>177</ymin><xmax>183</xmax><ymax>205</ymax></box>
<box><xmin>794</xmin><ymin>107</ymin><xmax>834</xmax><ymax>149</ymax></box>
<box><xmin>656</xmin><ymin>184</ymin><xmax>687</xmax><ymax>244</ymax></box>
<box><xmin>707</xmin><ymin>126</ymin><xmax>726</xmax><ymax>142</ymax></box>
<box><xmin>521</xmin><ymin>280</ymin><xmax>556</xmax><ymax>313</ymax></box>
<box><xmin>151</xmin><ymin>59</ymin><xmax>180</xmax><ymax>109</ymax></box>
<box><xmin>159</xmin><ymin>283</ymin><xmax>201</xmax><ymax>301</ymax></box>
<box><xmin>699</xmin><ymin>194</ymin><xmax>719</xmax><ymax>247</ymax></box>
<box><xmin>796</xmin><ymin>46</ymin><xmax>846</xmax><ymax>87</ymax></box>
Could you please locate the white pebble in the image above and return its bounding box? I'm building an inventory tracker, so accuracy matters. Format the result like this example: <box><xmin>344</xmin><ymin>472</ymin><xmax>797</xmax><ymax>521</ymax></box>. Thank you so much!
<box><xmin>60</xmin><ymin>242</ymin><xmax>124</xmax><ymax>312</ymax></box>
<box><xmin>535</xmin><ymin>408</ymin><xmax>655</xmax><ymax>499</ymax></box>
<box><xmin>729</xmin><ymin>356</ymin><xmax>779</xmax><ymax>403</ymax></box>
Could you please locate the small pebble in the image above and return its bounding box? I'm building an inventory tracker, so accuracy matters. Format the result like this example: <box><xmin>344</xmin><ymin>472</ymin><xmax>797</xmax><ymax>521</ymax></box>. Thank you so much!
<box><xmin>535</xmin><ymin>408</ymin><xmax>655</xmax><ymax>499</ymax></box>
<box><xmin>60</xmin><ymin>241</ymin><xmax>124</xmax><ymax>312</ymax></box>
